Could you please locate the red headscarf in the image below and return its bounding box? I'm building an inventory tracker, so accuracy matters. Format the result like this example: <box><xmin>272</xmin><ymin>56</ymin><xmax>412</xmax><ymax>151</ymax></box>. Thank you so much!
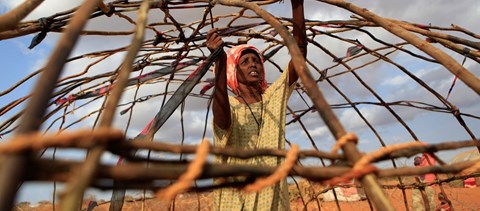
<box><xmin>225</xmin><ymin>44</ymin><xmax>267</xmax><ymax>96</ymax></box>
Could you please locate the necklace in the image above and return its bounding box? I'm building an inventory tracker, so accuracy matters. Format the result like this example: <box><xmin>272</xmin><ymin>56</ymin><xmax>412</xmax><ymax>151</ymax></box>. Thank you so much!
<box><xmin>238</xmin><ymin>94</ymin><xmax>263</xmax><ymax>130</ymax></box>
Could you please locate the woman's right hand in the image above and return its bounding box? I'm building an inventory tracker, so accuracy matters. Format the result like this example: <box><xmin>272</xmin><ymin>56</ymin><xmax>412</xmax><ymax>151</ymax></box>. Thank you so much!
<box><xmin>206</xmin><ymin>28</ymin><xmax>224</xmax><ymax>53</ymax></box>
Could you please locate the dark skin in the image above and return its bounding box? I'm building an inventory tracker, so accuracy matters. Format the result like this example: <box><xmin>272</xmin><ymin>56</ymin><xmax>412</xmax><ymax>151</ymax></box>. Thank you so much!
<box><xmin>235</xmin><ymin>52</ymin><xmax>264</xmax><ymax>104</ymax></box>
<box><xmin>207</xmin><ymin>0</ymin><xmax>307</xmax><ymax>130</ymax></box>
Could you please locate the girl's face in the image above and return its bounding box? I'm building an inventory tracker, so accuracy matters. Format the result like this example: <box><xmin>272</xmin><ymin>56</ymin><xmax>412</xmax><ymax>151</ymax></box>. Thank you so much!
<box><xmin>236</xmin><ymin>52</ymin><xmax>263</xmax><ymax>86</ymax></box>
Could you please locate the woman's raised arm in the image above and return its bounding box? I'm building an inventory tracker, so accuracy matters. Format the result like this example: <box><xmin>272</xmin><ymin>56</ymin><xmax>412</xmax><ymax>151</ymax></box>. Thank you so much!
<box><xmin>206</xmin><ymin>29</ymin><xmax>230</xmax><ymax>129</ymax></box>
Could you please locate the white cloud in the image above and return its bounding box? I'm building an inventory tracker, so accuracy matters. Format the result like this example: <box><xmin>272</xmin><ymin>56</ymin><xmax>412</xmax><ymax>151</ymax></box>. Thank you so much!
<box><xmin>309</xmin><ymin>125</ymin><xmax>329</xmax><ymax>138</ymax></box>
<box><xmin>382</xmin><ymin>74</ymin><xmax>409</xmax><ymax>86</ymax></box>
<box><xmin>2</xmin><ymin>1</ymin><xmax>84</xmax><ymax>21</ymax></box>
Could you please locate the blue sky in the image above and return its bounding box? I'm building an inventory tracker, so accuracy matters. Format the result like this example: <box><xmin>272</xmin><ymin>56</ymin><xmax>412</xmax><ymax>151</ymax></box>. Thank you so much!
<box><xmin>2</xmin><ymin>0</ymin><xmax>480</xmax><ymax>204</ymax></box>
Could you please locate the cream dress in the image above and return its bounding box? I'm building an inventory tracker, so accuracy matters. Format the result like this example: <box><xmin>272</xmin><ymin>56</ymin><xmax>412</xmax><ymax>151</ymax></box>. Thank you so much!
<box><xmin>213</xmin><ymin>69</ymin><xmax>295</xmax><ymax>211</ymax></box>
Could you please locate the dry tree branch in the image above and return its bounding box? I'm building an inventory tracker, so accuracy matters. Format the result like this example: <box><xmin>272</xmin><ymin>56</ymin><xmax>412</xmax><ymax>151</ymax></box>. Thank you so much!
<box><xmin>0</xmin><ymin>0</ymin><xmax>44</xmax><ymax>32</ymax></box>
<box><xmin>23</xmin><ymin>155</ymin><xmax>480</xmax><ymax>189</ymax></box>
<box><xmin>156</xmin><ymin>140</ymin><xmax>210</xmax><ymax>200</ymax></box>
<box><xmin>0</xmin><ymin>0</ymin><xmax>106</xmax><ymax>210</ymax></box>
<box><xmin>244</xmin><ymin>144</ymin><xmax>299</xmax><ymax>192</ymax></box>
<box><xmin>317</xmin><ymin>0</ymin><xmax>480</xmax><ymax>95</ymax></box>
<box><xmin>60</xmin><ymin>1</ymin><xmax>151</xmax><ymax>210</ymax></box>
<box><xmin>0</xmin><ymin>128</ymin><xmax>123</xmax><ymax>152</ymax></box>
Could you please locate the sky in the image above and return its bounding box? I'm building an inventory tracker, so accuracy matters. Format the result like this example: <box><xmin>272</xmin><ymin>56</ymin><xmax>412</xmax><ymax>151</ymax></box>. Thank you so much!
<box><xmin>1</xmin><ymin>0</ymin><xmax>480</xmax><ymax>205</ymax></box>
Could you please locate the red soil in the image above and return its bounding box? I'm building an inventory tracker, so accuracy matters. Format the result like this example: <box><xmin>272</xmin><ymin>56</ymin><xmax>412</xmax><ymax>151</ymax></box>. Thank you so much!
<box><xmin>292</xmin><ymin>187</ymin><xmax>480</xmax><ymax>211</ymax></box>
<box><xmin>14</xmin><ymin>187</ymin><xmax>480</xmax><ymax>211</ymax></box>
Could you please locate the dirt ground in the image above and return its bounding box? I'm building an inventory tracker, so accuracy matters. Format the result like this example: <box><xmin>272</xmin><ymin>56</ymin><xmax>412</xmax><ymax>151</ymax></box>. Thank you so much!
<box><xmin>14</xmin><ymin>187</ymin><xmax>480</xmax><ymax>211</ymax></box>
<box><xmin>291</xmin><ymin>187</ymin><xmax>480</xmax><ymax>211</ymax></box>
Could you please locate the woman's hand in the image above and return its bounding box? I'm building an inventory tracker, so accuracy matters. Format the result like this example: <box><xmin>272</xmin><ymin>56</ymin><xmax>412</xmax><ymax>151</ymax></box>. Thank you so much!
<box><xmin>206</xmin><ymin>28</ymin><xmax>224</xmax><ymax>53</ymax></box>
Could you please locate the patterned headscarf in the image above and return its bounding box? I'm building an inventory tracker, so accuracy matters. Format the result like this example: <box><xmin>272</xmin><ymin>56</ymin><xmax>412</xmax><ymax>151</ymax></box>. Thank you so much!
<box><xmin>225</xmin><ymin>44</ymin><xmax>267</xmax><ymax>96</ymax></box>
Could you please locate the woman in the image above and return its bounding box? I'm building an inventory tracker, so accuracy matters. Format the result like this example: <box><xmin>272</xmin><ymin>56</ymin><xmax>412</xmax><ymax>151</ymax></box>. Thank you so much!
<box><xmin>206</xmin><ymin>2</ymin><xmax>306</xmax><ymax>210</ymax></box>
<box><xmin>412</xmin><ymin>154</ymin><xmax>437</xmax><ymax>211</ymax></box>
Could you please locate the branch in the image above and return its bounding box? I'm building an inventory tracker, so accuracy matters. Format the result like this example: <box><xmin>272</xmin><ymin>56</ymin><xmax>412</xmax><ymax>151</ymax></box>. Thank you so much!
<box><xmin>0</xmin><ymin>0</ymin><xmax>44</xmax><ymax>32</ymax></box>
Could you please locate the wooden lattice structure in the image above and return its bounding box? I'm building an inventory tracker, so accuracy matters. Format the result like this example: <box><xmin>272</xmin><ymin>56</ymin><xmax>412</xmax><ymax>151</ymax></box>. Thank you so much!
<box><xmin>1</xmin><ymin>0</ymin><xmax>480</xmax><ymax>210</ymax></box>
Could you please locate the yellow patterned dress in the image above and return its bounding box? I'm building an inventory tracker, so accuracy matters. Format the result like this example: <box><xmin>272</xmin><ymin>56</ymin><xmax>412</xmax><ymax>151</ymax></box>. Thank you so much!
<box><xmin>213</xmin><ymin>69</ymin><xmax>295</xmax><ymax>211</ymax></box>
